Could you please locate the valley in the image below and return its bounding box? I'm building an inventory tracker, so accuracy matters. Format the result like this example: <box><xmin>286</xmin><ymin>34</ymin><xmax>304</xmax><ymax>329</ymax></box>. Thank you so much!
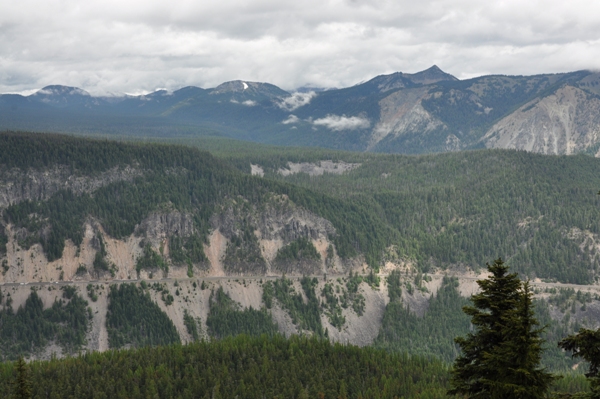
<box><xmin>1</xmin><ymin>131</ymin><xmax>600</xmax><ymax>379</ymax></box>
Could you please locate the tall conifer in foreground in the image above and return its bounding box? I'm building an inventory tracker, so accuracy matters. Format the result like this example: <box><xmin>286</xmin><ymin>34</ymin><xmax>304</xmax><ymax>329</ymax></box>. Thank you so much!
<box><xmin>559</xmin><ymin>328</ymin><xmax>600</xmax><ymax>398</ymax></box>
<box><xmin>449</xmin><ymin>258</ymin><xmax>555</xmax><ymax>398</ymax></box>
<box><xmin>12</xmin><ymin>357</ymin><xmax>32</xmax><ymax>399</ymax></box>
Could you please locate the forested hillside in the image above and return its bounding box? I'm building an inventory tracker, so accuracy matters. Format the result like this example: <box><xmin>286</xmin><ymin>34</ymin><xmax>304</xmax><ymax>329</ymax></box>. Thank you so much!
<box><xmin>180</xmin><ymin>136</ymin><xmax>600</xmax><ymax>284</ymax></box>
<box><xmin>0</xmin><ymin>334</ymin><xmax>593</xmax><ymax>398</ymax></box>
<box><xmin>0</xmin><ymin>335</ymin><xmax>452</xmax><ymax>399</ymax></box>
<box><xmin>29</xmin><ymin>131</ymin><xmax>599</xmax><ymax>282</ymax></box>
<box><xmin>1</xmin><ymin>132</ymin><xmax>600</xmax><ymax>376</ymax></box>
<box><xmin>0</xmin><ymin>131</ymin><xmax>392</xmax><ymax>270</ymax></box>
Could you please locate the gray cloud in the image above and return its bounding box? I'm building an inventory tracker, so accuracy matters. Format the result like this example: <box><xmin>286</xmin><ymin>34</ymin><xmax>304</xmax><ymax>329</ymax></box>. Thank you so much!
<box><xmin>1</xmin><ymin>0</ymin><xmax>600</xmax><ymax>95</ymax></box>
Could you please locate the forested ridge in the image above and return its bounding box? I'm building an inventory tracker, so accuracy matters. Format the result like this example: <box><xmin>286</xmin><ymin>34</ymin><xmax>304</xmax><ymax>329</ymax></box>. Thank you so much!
<box><xmin>0</xmin><ymin>132</ymin><xmax>393</xmax><ymax>267</ymax></box>
<box><xmin>5</xmin><ymin>132</ymin><xmax>599</xmax><ymax>283</ymax></box>
<box><xmin>3</xmin><ymin>132</ymin><xmax>600</xmax><ymax>397</ymax></box>
<box><xmin>0</xmin><ymin>335</ymin><xmax>452</xmax><ymax>399</ymax></box>
<box><xmin>0</xmin><ymin>334</ymin><xmax>592</xmax><ymax>398</ymax></box>
<box><xmin>200</xmin><ymin>137</ymin><xmax>600</xmax><ymax>284</ymax></box>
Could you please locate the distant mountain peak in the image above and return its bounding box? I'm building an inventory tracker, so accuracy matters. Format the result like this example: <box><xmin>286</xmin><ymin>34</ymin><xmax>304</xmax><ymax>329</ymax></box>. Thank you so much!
<box><xmin>29</xmin><ymin>85</ymin><xmax>97</xmax><ymax>108</ymax></box>
<box><xmin>361</xmin><ymin>65</ymin><xmax>458</xmax><ymax>94</ymax></box>
<box><xmin>210</xmin><ymin>80</ymin><xmax>290</xmax><ymax>100</ymax></box>
<box><xmin>405</xmin><ymin>65</ymin><xmax>458</xmax><ymax>85</ymax></box>
<box><xmin>426</xmin><ymin>65</ymin><xmax>443</xmax><ymax>72</ymax></box>
<box><xmin>34</xmin><ymin>85</ymin><xmax>91</xmax><ymax>97</ymax></box>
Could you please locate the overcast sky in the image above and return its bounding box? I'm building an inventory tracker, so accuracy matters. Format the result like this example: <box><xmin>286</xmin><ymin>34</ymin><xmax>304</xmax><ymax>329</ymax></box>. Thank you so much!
<box><xmin>1</xmin><ymin>0</ymin><xmax>600</xmax><ymax>96</ymax></box>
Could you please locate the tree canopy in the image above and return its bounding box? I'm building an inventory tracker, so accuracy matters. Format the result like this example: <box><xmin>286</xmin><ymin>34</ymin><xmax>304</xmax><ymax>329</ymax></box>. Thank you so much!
<box><xmin>449</xmin><ymin>258</ymin><xmax>556</xmax><ymax>398</ymax></box>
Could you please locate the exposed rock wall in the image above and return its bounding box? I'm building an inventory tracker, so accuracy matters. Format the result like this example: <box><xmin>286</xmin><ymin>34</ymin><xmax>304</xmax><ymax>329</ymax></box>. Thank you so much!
<box><xmin>4</xmin><ymin>272</ymin><xmax>600</xmax><ymax>361</ymax></box>
<box><xmin>0</xmin><ymin>165</ymin><xmax>143</xmax><ymax>209</ymax></box>
<box><xmin>369</xmin><ymin>87</ymin><xmax>445</xmax><ymax>150</ymax></box>
<box><xmin>483</xmin><ymin>86</ymin><xmax>600</xmax><ymax>155</ymax></box>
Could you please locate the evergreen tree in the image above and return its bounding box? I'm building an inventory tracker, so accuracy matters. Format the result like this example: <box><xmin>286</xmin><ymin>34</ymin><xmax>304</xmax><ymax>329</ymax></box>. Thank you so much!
<box><xmin>559</xmin><ymin>328</ymin><xmax>600</xmax><ymax>398</ymax></box>
<box><xmin>12</xmin><ymin>357</ymin><xmax>32</xmax><ymax>399</ymax></box>
<box><xmin>449</xmin><ymin>258</ymin><xmax>555</xmax><ymax>398</ymax></box>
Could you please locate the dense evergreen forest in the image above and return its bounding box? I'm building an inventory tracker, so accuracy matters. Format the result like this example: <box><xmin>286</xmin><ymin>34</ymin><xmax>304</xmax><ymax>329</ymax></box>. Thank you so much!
<box><xmin>0</xmin><ymin>335</ymin><xmax>592</xmax><ymax>398</ymax></box>
<box><xmin>183</xmin><ymin>136</ymin><xmax>600</xmax><ymax>284</ymax></box>
<box><xmin>2</xmin><ymin>132</ymin><xmax>600</xmax><ymax>396</ymax></box>
<box><xmin>106</xmin><ymin>284</ymin><xmax>181</xmax><ymax>349</ymax></box>
<box><xmin>4</xmin><ymin>132</ymin><xmax>600</xmax><ymax>282</ymax></box>
<box><xmin>0</xmin><ymin>335</ymin><xmax>452</xmax><ymax>399</ymax></box>
<box><xmin>206</xmin><ymin>287</ymin><xmax>279</xmax><ymax>338</ymax></box>
<box><xmin>0</xmin><ymin>132</ymin><xmax>392</xmax><ymax>267</ymax></box>
<box><xmin>373</xmin><ymin>271</ymin><xmax>599</xmax><ymax>372</ymax></box>
<box><xmin>375</xmin><ymin>275</ymin><xmax>471</xmax><ymax>363</ymax></box>
<box><xmin>0</xmin><ymin>287</ymin><xmax>89</xmax><ymax>361</ymax></box>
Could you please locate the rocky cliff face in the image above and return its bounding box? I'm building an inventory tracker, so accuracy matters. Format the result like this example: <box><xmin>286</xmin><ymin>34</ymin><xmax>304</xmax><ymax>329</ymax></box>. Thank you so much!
<box><xmin>483</xmin><ymin>86</ymin><xmax>600</xmax><ymax>155</ymax></box>
<box><xmin>369</xmin><ymin>87</ymin><xmax>445</xmax><ymax>150</ymax></box>
<box><xmin>0</xmin><ymin>167</ymin><xmax>350</xmax><ymax>284</ymax></box>
<box><xmin>0</xmin><ymin>165</ymin><xmax>143</xmax><ymax>209</ymax></box>
<box><xmin>209</xmin><ymin>195</ymin><xmax>340</xmax><ymax>276</ymax></box>
<box><xmin>3</xmin><ymin>271</ymin><xmax>600</xmax><ymax>361</ymax></box>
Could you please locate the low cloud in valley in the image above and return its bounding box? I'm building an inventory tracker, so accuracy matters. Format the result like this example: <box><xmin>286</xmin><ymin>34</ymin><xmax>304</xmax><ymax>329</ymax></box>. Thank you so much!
<box><xmin>312</xmin><ymin>115</ymin><xmax>371</xmax><ymax>131</ymax></box>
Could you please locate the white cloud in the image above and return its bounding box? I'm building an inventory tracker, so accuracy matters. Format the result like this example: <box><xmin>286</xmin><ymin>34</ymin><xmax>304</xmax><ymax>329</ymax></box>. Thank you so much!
<box><xmin>282</xmin><ymin>115</ymin><xmax>300</xmax><ymax>124</ymax></box>
<box><xmin>230</xmin><ymin>99</ymin><xmax>257</xmax><ymax>106</ymax></box>
<box><xmin>1</xmin><ymin>0</ymin><xmax>600</xmax><ymax>95</ymax></box>
<box><xmin>278</xmin><ymin>91</ymin><xmax>316</xmax><ymax>111</ymax></box>
<box><xmin>312</xmin><ymin>114</ymin><xmax>370</xmax><ymax>131</ymax></box>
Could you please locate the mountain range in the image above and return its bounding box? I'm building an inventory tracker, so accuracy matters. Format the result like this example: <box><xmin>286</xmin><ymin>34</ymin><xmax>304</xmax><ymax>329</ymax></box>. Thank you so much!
<box><xmin>3</xmin><ymin>66</ymin><xmax>600</xmax><ymax>155</ymax></box>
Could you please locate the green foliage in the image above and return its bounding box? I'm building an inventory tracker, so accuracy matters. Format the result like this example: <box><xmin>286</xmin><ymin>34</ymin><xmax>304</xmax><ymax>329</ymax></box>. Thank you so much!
<box><xmin>0</xmin><ymin>335</ymin><xmax>452</xmax><ymax>399</ymax></box>
<box><xmin>364</xmin><ymin>270</ymin><xmax>380</xmax><ymax>289</ymax></box>
<box><xmin>92</xmin><ymin>233</ymin><xmax>109</xmax><ymax>272</ymax></box>
<box><xmin>254</xmin><ymin>148</ymin><xmax>600</xmax><ymax>283</ymax></box>
<box><xmin>264</xmin><ymin>276</ymin><xmax>324</xmax><ymax>336</ymax></box>
<box><xmin>205</xmin><ymin>287</ymin><xmax>278</xmax><ymax>339</ymax></box>
<box><xmin>161</xmin><ymin>289</ymin><xmax>174</xmax><ymax>305</ymax></box>
<box><xmin>0</xmin><ymin>290</ymin><xmax>89</xmax><ymax>360</ymax></box>
<box><xmin>262</xmin><ymin>280</ymin><xmax>274</xmax><ymax>309</ymax></box>
<box><xmin>106</xmin><ymin>284</ymin><xmax>180</xmax><ymax>349</ymax></box>
<box><xmin>320</xmin><ymin>283</ymin><xmax>345</xmax><ymax>329</ymax></box>
<box><xmin>0</xmin><ymin>227</ymin><xmax>8</xmax><ymax>257</ymax></box>
<box><xmin>343</xmin><ymin>272</ymin><xmax>366</xmax><ymax>315</ymax></box>
<box><xmin>375</xmin><ymin>273</ymin><xmax>587</xmax><ymax>372</ymax></box>
<box><xmin>3</xmin><ymin>132</ymin><xmax>392</xmax><ymax>270</ymax></box>
<box><xmin>169</xmin><ymin>234</ymin><xmax>207</xmax><ymax>266</ymax></box>
<box><xmin>223</xmin><ymin>219</ymin><xmax>266</xmax><ymax>274</ymax></box>
<box><xmin>135</xmin><ymin>244</ymin><xmax>168</xmax><ymax>274</ymax></box>
<box><xmin>86</xmin><ymin>284</ymin><xmax>98</xmax><ymax>302</ymax></box>
<box><xmin>275</xmin><ymin>237</ymin><xmax>321</xmax><ymax>261</ymax></box>
<box><xmin>375</xmin><ymin>276</ymin><xmax>471</xmax><ymax>363</ymax></box>
<box><xmin>61</xmin><ymin>285</ymin><xmax>76</xmax><ymax>299</ymax></box>
<box><xmin>449</xmin><ymin>258</ymin><xmax>556</xmax><ymax>398</ymax></box>
<box><xmin>386</xmin><ymin>270</ymin><xmax>403</xmax><ymax>303</ymax></box>
<box><xmin>12</xmin><ymin>357</ymin><xmax>32</xmax><ymax>399</ymax></box>
<box><xmin>559</xmin><ymin>328</ymin><xmax>600</xmax><ymax>398</ymax></box>
<box><xmin>183</xmin><ymin>309</ymin><xmax>200</xmax><ymax>342</ymax></box>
